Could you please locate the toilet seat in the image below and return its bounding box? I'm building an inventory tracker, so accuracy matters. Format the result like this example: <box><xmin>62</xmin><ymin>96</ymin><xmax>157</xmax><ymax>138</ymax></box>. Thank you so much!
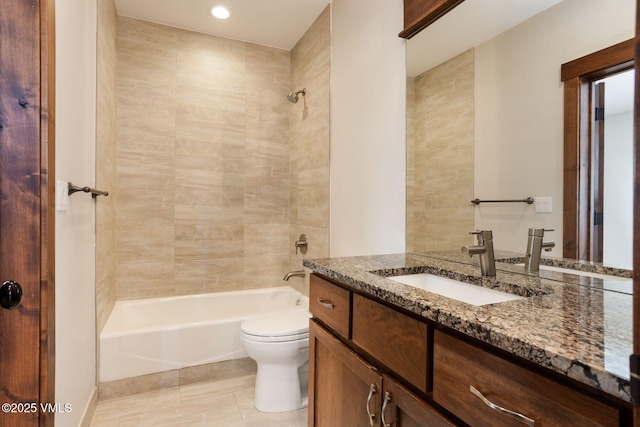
<box><xmin>240</xmin><ymin>308</ymin><xmax>311</xmax><ymax>343</ymax></box>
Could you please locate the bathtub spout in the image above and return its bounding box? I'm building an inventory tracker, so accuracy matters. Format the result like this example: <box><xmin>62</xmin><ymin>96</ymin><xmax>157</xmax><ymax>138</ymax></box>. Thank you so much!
<box><xmin>283</xmin><ymin>270</ymin><xmax>305</xmax><ymax>281</ymax></box>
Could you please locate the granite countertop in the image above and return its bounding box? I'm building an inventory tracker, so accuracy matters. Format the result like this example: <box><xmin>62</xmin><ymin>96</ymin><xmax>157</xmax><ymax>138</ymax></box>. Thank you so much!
<box><xmin>303</xmin><ymin>252</ymin><xmax>634</xmax><ymax>403</ymax></box>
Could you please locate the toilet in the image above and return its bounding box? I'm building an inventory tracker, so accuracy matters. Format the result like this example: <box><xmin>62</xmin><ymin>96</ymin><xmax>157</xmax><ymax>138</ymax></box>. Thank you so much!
<box><xmin>240</xmin><ymin>307</ymin><xmax>312</xmax><ymax>412</ymax></box>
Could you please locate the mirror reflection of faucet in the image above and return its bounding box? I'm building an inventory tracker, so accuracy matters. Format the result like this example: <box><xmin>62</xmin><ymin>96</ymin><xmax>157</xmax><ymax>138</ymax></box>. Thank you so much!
<box><xmin>524</xmin><ymin>228</ymin><xmax>555</xmax><ymax>273</ymax></box>
<box><xmin>461</xmin><ymin>230</ymin><xmax>496</xmax><ymax>277</ymax></box>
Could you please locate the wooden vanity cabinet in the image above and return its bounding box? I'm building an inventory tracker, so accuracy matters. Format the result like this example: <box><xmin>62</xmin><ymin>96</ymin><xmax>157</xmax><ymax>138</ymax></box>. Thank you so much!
<box><xmin>309</xmin><ymin>274</ymin><xmax>450</xmax><ymax>427</ymax></box>
<box><xmin>308</xmin><ymin>273</ymin><xmax>627</xmax><ymax>426</ymax></box>
<box><xmin>432</xmin><ymin>330</ymin><xmax>620</xmax><ymax>427</ymax></box>
<box><xmin>309</xmin><ymin>320</ymin><xmax>453</xmax><ymax>427</ymax></box>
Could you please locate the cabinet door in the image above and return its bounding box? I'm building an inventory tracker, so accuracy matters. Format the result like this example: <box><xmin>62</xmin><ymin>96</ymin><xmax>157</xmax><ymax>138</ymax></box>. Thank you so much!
<box><xmin>309</xmin><ymin>320</ymin><xmax>382</xmax><ymax>427</ymax></box>
<box><xmin>380</xmin><ymin>374</ymin><xmax>455</xmax><ymax>427</ymax></box>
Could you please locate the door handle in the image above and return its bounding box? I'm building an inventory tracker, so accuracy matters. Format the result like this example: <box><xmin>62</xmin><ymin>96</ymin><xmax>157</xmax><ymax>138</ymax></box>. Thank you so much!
<box><xmin>0</xmin><ymin>281</ymin><xmax>23</xmax><ymax>309</ymax></box>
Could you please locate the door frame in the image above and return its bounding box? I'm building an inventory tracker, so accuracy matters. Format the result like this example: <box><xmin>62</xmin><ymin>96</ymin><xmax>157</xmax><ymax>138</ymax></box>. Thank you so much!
<box><xmin>40</xmin><ymin>1</ymin><xmax>56</xmax><ymax>424</ymax></box>
<box><xmin>633</xmin><ymin>0</ymin><xmax>640</xmax><ymax>420</ymax></box>
<box><xmin>1</xmin><ymin>0</ymin><xmax>56</xmax><ymax>425</ymax></box>
<box><xmin>561</xmin><ymin>38</ymin><xmax>634</xmax><ymax>260</ymax></box>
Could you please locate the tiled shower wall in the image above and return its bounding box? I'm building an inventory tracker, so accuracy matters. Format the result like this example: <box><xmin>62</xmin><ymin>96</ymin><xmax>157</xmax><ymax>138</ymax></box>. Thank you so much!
<box><xmin>289</xmin><ymin>7</ymin><xmax>331</xmax><ymax>295</ymax></box>
<box><xmin>406</xmin><ymin>49</ymin><xmax>475</xmax><ymax>252</ymax></box>
<box><xmin>115</xmin><ymin>18</ymin><xmax>292</xmax><ymax>299</ymax></box>
<box><xmin>96</xmin><ymin>0</ymin><xmax>117</xmax><ymax>332</ymax></box>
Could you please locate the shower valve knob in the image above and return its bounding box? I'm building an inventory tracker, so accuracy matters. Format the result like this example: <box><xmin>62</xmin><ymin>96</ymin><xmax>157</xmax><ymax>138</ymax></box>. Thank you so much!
<box><xmin>295</xmin><ymin>234</ymin><xmax>308</xmax><ymax>255</ymax></box>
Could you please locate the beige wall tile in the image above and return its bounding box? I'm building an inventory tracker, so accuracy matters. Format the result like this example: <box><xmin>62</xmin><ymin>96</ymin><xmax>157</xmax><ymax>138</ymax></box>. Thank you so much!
<box><xmin>173</xmin><ymin>256</ymin><xmax>246</xmax><ymax>295</ymax></box>
<box><xmin>175</xmin><ymin>85</ymin><xmax>245</xmax><ymax>125</ymax></box>
<box><xmin>246</xmin><ymin>43</ymin><xmax>290</xmax><ymax>101</ymax></box>
<box><xmin>177</xmin><ymin>28</ymin><xmax>245</xmax><ymax>61</ymax></box>
<box><xmin>289</xmin><ymin>6</ymin><xmax>331</xmax><ymax>278</ymax></box>
<box><xmin>407</xmin><ymin>49</ymin><xmax>475</xmax><ymax>253</ymax></box>
<box><xmin>98</xmin><ymin>372</ymin><xmax>179</xmax><ymax>401</ymax></box>
<box><xmin>177</xmin><ymin>51</ymin><xmax>245</xmax><ymax>93</ymax></box>
<box><xmin>96</xmin><ymin>0</ymin><xmax>118</xmax><ymax>333</ymax></box>
<box><xmin>116</xmin><ymin>225</ymin><xmax>174</xmax><ymax>264</ymax></box>
<box><xmin>179</xmin><ymin>357</ymin><xmax>256</xmax><ymax>386</ymax></box>
<box><xmin>244</xmin><ymin>224</ymin><xmax>289</xmax><ymax>258</ymax></box>
<box><xmin>175</xmin><ymin>224</ymin><xmax>244</xmax><ymax>260</ymax></box>
<box><xmin>116</xmin><ymin>261</ymin><xmax>176</xmax><ymax>300</ymax></box>
<box><xmin>111</xmin><ymin>14</ymin><xmax>327</xmax><ymax>302</ymax></box>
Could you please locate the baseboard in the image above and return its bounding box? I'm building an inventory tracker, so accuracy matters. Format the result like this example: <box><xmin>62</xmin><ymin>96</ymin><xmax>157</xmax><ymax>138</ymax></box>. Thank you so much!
<box><xmin>78</xmin><ymin>387</ymin><xmax>98</xmax><ymax>427</ymax></box>
<box><xmin>98</xmin><ymin>357</ymin><xmax>257</xmax><ymax>401</ymax></box>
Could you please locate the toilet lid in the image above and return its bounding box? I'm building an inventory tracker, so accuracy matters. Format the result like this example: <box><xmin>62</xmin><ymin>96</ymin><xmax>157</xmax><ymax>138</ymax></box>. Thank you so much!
<box><xmin>241</xmin><ymin>308</ymin><xmax>311</xmax><ymax>338</ymax></box>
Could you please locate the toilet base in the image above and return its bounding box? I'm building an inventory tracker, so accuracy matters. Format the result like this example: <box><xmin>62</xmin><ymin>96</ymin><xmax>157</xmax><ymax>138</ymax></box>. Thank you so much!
<box><xmin>253</xmin><ymin>361</ymin><xmax>308</xmax><ymax>413</ymax></box>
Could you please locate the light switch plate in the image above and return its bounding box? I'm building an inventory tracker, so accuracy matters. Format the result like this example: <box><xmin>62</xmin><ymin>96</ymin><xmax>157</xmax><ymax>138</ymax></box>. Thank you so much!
<box><xmin>56</xmin><ymin>180</ymin><xmax>69</xmax><ymax>211</ymax></box>
<box><xmin>534</xmin><ymin>197</ymin><xmax>552</xmax><ymax>213</ymax></box>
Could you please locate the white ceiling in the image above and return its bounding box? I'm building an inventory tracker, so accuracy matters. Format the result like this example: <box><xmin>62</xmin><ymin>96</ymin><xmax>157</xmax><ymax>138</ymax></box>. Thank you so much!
<box><xmin>114</xmin><ymin>0</ymin><xmax>331</xmax><ymax>50</ymax></box>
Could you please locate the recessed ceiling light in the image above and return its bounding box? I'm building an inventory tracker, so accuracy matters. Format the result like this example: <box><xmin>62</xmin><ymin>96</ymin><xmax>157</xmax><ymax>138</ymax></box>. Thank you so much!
<box><xmin>210</xmin><ymin>6</ymin><xmax>230</xmax><ymax>19</ymax></box>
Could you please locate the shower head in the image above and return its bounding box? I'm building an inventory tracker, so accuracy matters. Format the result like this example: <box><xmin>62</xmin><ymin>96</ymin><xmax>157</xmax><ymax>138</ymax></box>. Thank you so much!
<box><xmin>287</xmin><ymin>88</ymin><xmax>306</xmax><ymax>104</ymax></box>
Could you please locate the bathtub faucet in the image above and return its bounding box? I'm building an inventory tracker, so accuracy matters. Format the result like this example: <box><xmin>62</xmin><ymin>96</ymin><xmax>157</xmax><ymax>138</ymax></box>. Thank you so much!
<box><xmin>283</xmin><ymin>270</ymin><xmax>305</xmax><ymax>281</ymax></box>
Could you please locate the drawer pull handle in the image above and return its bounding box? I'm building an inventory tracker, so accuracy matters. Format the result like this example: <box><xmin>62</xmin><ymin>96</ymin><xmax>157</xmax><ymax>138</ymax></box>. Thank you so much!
<box><xmin>470</xmin><ymin>385</ymin><xmax>536</xmax><ymax>427</ymax></box>
<box><xmin>317</xmin><ymin>298</ymin><xmax>334</xmax><ymax>309</ymax></box>
<box><xmin>381</xmin><ymin>391</ymin><xmax>392</xmax><ymax>427</ymax></box>
<box><xmin>366</xmin><ymin>383</ymin><xmax>377</xmax><ymax>426</ymax></box>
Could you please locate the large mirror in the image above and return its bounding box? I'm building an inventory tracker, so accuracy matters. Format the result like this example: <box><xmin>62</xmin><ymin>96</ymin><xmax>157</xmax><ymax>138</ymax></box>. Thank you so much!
<box><xmin>406</xmin><ymin>0</ymin><xmax>636</xmax><ymax>271</ymax></box>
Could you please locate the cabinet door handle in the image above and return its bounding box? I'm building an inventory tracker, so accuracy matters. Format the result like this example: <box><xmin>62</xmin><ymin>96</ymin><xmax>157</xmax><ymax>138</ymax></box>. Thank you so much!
<box><xmin>381</xmin><ymin>391</ymin><xmax>392</xmax><ymax>427</ymax></box>
<box><xmin>317</xmin><ymin>298</ymin><xmax>334</xmax><ymax>309</ymax></box>
<box><xmin>470</xmin><ymin>385</ymin><xmax>536</xmax><ymax>427</ymax></box>
<box><xmin>366</xmin><ymin>383</ymin><xmax>377</xmax><ymax>426</ymax></box>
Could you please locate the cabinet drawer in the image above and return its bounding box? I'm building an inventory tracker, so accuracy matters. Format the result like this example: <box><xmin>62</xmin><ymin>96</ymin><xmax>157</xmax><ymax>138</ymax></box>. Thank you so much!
<box><xmin>352</xmin><ymin>294</ymin><xmax>428</xmax><ymax>393</ymax></box>
<box><xmin>310</xmin><ymin>274</ymin><xmax>350</xmax><ymax>338</ymax></box>
<box><xmin>433</xmin><ymin>331</ymin><xmax>620</xmax><ymax>427</ymax></box>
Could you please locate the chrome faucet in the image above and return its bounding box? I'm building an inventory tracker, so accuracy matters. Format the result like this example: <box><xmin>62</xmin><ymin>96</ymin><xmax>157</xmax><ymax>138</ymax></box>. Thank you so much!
<box><xmin>524</xmin><ymin>228</ymin><xmax>555</xmax><ymax>273</ymax></box>
<box><xmin>461</xmin><ymin>230</ymin><xmax>496</xmax><ymax>277</ymax></box>
<box><xmin>283</xmin><ymin>270</ymin><xmax>305</xmax><ymax>281</ymax></box>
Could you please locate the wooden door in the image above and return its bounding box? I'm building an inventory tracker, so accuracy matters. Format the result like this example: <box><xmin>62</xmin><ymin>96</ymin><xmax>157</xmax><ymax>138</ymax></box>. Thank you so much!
<box><xmin>380</xmin><ymin>374</ymin><xmax>454</xmax><ymax>427</ymax></box>
<box><xmin>0</xmin><ymin>0</ymin><xmax>54</xmax><ymax>426</ymax></box>
<box><xmin>309</xmin><ymin>320</ymin><xmax>382</xmax><ymax>427</ymax></box>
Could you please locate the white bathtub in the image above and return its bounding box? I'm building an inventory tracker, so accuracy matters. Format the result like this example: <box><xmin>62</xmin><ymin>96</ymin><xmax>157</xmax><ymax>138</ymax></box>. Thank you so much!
<box><xmin>100</xmin><ymin>286</ymin><xmax>309</xmax><ymax>382</ymax></box>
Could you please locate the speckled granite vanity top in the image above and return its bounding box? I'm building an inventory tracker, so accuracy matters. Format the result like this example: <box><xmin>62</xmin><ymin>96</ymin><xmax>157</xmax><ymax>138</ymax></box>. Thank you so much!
<box><xmin>303</xmin><ymin>252</ymin><xmax>634</xmax><ymax>403</ymax></box>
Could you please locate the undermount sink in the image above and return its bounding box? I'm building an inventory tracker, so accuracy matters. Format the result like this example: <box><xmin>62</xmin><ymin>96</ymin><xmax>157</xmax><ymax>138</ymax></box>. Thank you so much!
<box><xmin>389</xmin><ymin>273</ymin><xmax>523</xmax><ymax>306</ymax></box>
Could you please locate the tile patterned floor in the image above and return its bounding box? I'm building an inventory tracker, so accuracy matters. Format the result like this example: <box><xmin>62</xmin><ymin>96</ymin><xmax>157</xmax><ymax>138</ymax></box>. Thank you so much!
<box><xmin>90</xmin><ymin>374</ymin><xmax>308</xmax><ymax>426</ymax></box>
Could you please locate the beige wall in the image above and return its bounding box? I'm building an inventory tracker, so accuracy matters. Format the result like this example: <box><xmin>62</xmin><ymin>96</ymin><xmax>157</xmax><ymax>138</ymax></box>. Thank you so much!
<box><xmin>330</xmin><ymin>0</ymin><xmax>406</xmax><ymax>256</ymax></box>
<box><xmin>474</xmin><ymin>0</ymin><xmax>634</xmax><ymax>254</ymax></box>
<box><xmin>55</xmin><ymin>0</ymin><xmax>98</xmax><ymax>424</ymax></box>
<box><xmin>115</xmin><ymin>18</ymin><xmax>292</xmax><ymax>299</ymax></box>
<box><xmin>96</xmin><ymin>0</ymin><xmax>117</xmax><ymax>334</ymax></box>
<box><xmin>289</xmin><ymin>6</ymin><xmax>331</xmax><ymax>294</ymax></box>
<box><xmin>406</xmin><ymin>50</ymin><xmax>474</xmax><ymax>252</ymax></box>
